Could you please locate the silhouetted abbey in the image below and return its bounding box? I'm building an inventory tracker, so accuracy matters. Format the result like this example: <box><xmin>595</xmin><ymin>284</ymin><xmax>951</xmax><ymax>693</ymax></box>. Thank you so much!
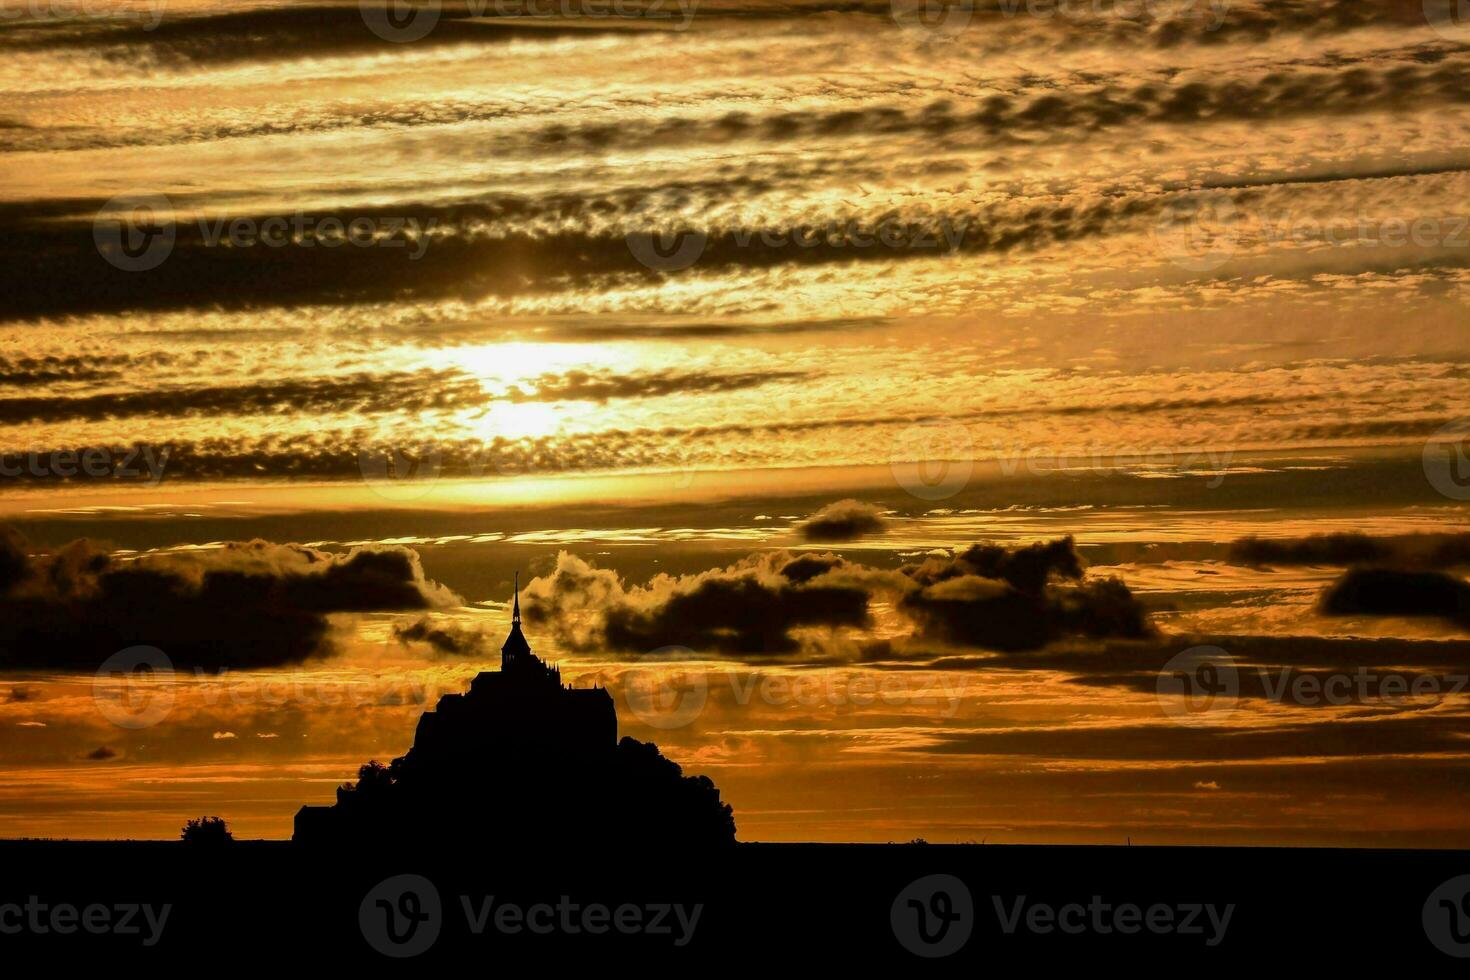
<box><xmin>294</xmin><ymin>580</ymin><xmax>736</xmax><ymax>849</ymax></box>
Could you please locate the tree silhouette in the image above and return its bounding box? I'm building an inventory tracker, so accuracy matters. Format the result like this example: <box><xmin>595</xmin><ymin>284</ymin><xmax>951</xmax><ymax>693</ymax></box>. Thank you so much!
<box><xmin>341</xmin><ymin>760</ymin><xmax>395</xmax><ymax>797</ymax></box>
<box><xmin>181</xmin><ymin>815</ymin><xmax>234</xmax><ymax>845</ymax></box>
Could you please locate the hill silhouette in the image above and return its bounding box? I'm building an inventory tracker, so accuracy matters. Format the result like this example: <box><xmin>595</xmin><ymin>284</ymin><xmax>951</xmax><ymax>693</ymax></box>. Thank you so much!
<box><xmin>294</xmin><ymin>581</ymin><xmax>736</xmax><ymax>849</ymax></box>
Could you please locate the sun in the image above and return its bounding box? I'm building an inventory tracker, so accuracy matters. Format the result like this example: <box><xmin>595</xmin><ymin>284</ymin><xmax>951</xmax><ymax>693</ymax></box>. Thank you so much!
<box><xmin>463</xmin><ymin>401</ymin><xmax>564</xmax><ymax>442</ymax></box>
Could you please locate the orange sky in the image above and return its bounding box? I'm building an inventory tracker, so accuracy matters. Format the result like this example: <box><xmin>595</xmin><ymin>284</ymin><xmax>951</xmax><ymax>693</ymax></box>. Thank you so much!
<box><xmin>2</xmin><ymin>0</ymin><xmax>1470</xmax><ymax>844</ymax></box>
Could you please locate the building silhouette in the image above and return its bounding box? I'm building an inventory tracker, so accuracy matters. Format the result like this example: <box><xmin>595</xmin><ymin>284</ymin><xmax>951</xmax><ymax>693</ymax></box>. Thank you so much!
<box><xmin>411</xmin><ymin>575</ymin><xmax>618</xmax><ymax>762</ymax></box>
<box><xmin>294</xmin><ymin>577</ymin><xmax>735</xmax><ymax>849</ymax></box>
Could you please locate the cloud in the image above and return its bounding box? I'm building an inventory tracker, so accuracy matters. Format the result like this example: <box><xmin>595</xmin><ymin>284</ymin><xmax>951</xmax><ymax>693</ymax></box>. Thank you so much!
<box><xmin>0</xmin><ymin>525</ymin><xmax>28</xmax><ymax>592</ymax></box>
<box><xmin>994</xmin><ymin>633</ymin><xmax>1470</xmax><ymax>706</ymax></box>
<box><xmin>897</xmin><ymin>538</ymin><xmax>1150</xmax><ymax>651</ymax></box>
<box><xmin>777</xmin><ymin>554</ymin><xmax>851</xmax><ymax>584</ymax></box>
<box><xmin>0</xmin><ymin>373</ymin><xmax>1365</xmax><ymax>482</ymax></box>
<box><xmin>1232</xmin><ymin>532</ymin><xmax>1470</xmax><ymax>569</ymax></box>
<box><xmin>394</xmin><ymin>617</ymin><xmax>490</xmax><ymax>658</ymax></box>
<box><xmin>796</xmin><ymin>499</ymin><xmax>887</xmax><ymax>542</ymax></box>
<box><xmin>903</xmin><ymin>538</ymin><xmax>1087</xmax><ymax>595</ymax></box>
<box><xmin>5</xmin><ymin>4</ymin><xmax>622</xmax><ymax>69</ymax></box>
<box><xmin>86</xmin><ymin>746</ymin><xmax>117</xmax><ymax>760</ymax></box>
<box><xmin>524</xmin><ymin>551</ymin><xmax>872</xmax><ymax>655</ymax></box>
<box><xmin>523</xmin><ymin>537</ymin><xmax>1149</xmax><ymax>656</ymax></box>
<box><xmin>901</xmin><ymin>574</ymin><xmax>1150</xmax><ymax>652</ymax></box>
<box><xmin>10</xmin><ymin>150</ymin><xmax>1470</xmax><ymax>321</ymax></box>
<box><xmin>0</xmin><ymin>367</ymin><xmax>804</xmax><ymax>425</ymax></box>
<box><xmin>0</xmin><ymin>529</ymin><xmax>460</xmax><ymax>671</ymax></box>
<box><xmin>1320</xmin><ymin>568</ymin><xmax>1470</xmax><ymax>626</ymax></box>
<box><xmin>0</xmin><ymin>353</ymin><xmax>138</xmax><ymax>387</ymax></box>
<box><xmin>531</xmin><ymin>317</ymin><xmax>888</xmax><ymax>341</ymax></box>
<box><xmin>912</xmin><ymin>711</ymin><xmax>1470</xmax><ymax>763</ymax></box>
<box><xmin>503</xmin><ymin>369</ymin><xmax>806</xmax><ymax>403</ymax></box>
<box><xmin>0</xmin><ymin>0</ymin><xmax>1417</xmax><ymax>83</ymax></box>
<box><xmin>0</xmin><ymin>370</ymin><xmax>484</xmax><ymax>424</ymax></box>
<box><xmin>20</xmin><ymin>30</ymin><xmax>1468</xmax><ymax>154</ymax></box>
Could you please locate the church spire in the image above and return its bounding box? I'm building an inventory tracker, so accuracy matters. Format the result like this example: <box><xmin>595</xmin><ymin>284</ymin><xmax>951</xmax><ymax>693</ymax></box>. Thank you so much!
<box><xmin>501</xmin><ymin>572</ymin><xmax>532</xmax><ymax>670</ymax></box>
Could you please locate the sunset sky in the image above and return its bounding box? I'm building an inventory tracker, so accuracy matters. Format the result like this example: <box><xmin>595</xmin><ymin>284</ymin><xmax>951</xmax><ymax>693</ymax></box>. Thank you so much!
<box><xmin>3</xmin><ymin>0</ymin><xmax>1470</xmax><ymax>845</ymax></box>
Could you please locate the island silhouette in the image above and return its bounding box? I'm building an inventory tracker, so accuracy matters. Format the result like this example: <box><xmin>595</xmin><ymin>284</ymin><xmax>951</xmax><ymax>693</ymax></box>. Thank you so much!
<box><xmin>294</xmin><ymin>579</ymin><xmax>737</xmax><ymax>849</ymax></box>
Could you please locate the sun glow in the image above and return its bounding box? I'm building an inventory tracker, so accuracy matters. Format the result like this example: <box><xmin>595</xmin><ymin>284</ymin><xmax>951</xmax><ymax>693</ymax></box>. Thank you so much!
<box><xmin>464</xmin><ymin>401</ymin><xmax>564</xmax><ymax>441</ymax></box>
<box><xmin>434</xmin><ymin>342</ymin><xmax>636</xmax><ymax>386</ymax></box>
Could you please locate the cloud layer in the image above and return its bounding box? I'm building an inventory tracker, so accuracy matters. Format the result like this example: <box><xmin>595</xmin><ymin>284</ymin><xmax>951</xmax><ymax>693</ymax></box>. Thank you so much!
<box><xmin>0</xmin><ymin>529</ymin><xmax>460</xmax><ymax>670</ymax></box>
<box><xmin>523</xmin><ymin>535</ymin><xmax>1150</xmax><ymax>655</ymax></box>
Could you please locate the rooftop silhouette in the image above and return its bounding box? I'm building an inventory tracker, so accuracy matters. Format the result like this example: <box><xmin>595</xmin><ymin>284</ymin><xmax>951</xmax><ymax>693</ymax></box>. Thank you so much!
<box><xmin>294</xmin><ymin>576</ymin><xmax>736</xmax><ymax>849</ymax></box>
